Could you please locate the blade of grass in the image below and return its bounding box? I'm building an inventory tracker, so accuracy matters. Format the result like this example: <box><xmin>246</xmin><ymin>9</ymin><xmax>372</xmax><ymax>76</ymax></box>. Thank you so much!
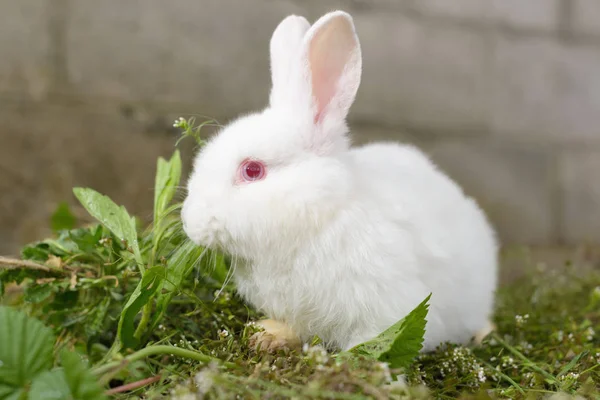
<box><xmin>491</xmin><ymin>332</ymin><xmax>558</xmax><ymax>385</ymax></box>
<box><xmin>480</xmin><ymin>359</ymin><xmax>525</xmax><ymax>395</ymax></box>
<box><xmin>557</xmin><ymin>351</ymin><xmax>588</xmax><ymax>378</ymax></box>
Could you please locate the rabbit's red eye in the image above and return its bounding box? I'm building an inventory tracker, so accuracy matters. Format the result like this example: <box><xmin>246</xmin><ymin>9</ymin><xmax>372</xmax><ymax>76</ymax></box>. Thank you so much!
<box><xmin>240</xmin><ymin>159</ymin><xmax>266</xmax><ymax>182</ymax></box>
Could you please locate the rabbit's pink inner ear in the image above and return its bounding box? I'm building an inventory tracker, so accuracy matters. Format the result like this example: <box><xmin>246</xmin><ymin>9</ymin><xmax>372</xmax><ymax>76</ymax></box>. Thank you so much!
<box><xmin>309</xmin><ymin>15</ymin><xmax>357</xmax><ymax>123</ymax></box>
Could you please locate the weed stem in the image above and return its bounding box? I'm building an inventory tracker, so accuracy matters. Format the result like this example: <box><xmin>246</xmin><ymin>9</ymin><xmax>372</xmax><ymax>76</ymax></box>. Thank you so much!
<box><xmin>92</xmin><ymin>344</ymin><xmax>234</xmax><ymax>376</ymax></box>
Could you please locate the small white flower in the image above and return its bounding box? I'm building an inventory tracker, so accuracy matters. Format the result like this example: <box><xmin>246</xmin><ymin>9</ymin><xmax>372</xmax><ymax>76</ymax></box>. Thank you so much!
<box><xmin>520</xmin><ymin>341</ymin><xmax>533</xmax><ymax>352</ymax></box>
<box><xmin>515</xmin><ymin>314</ymin><xmax>529</xmax><ymax>326</ymax></box>
<box><xmin>306</xmin><ymin>345</ymin><xmax>329</xmax><ymax>364</ymax></box>
<box><xmin>501</xmin><ymin>356</ymin><xmax>515</xmax><ymax>368</ymax></box>
<box><xmin>173</xmin><ymin>117</ymin><xmax>187</xmax><ymax>128</ymax></box>
<box><xmin>586</xmin><ymin>327</ymin><xmax>595</xmax><ymax>341</ymax></box>
<box><xmin>560</xmin><ymin>371</ymin><xmax>580</xmax><ymax>382</ymax></box>
<box><xmin>218</xmin><ymin>329</ymin><xmax>229</xmax><ymax>338</ymax></box>
<box><xmin>477</xmin><ymin>367</ymin><xmax>486</xmax><ymax>383</ymax></box>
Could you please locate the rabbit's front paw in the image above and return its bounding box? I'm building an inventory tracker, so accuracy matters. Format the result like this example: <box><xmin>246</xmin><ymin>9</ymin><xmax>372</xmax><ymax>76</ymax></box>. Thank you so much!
<box><xmin>249</xmin><ymin>319</ymin><xmax>301</xmax><ymax>353</ymax></box>
<box><xmin>472</xmin><ymin>320</ymin><xmax>496</xmax><ymax>345</ymax></box>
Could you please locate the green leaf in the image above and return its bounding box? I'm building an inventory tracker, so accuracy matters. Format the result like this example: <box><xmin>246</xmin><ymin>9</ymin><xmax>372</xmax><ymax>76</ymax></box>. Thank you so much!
<box><xmin>24</xmin><ymin>284</ymin><xmax>54</xmax><ymax>304</ymax></box>
<box><xmin>60</xmin><ymin>350</ymin><xmax>107</xmax><ymax>400</ymax></box>
<box><xmin>154</xmin><ymin>150</ymin><xmax>182</xmax><ymax>225</ymax></box>
<box><xmin>163</xmin><ymin>240</ymin><xmax>205</xmax><ymax>292</ymax></box>
<box><xmin>85</xmin><ymin>297</ymin><xmax>111</xmax><ymax>339</ymax></box>
<box><xmin>29</xmin><ymin>369</ymin><xmax>70</xmax><ymax>400</ymax></box>
<box><xmin>21</xmin><ymin>244</ymin><xmax>52</xmax><ymax>262</ymax></box>
<box><xmin>0</xmin><ymin>306</ymin><xmax>55</xmax><ymax>396</ymax></box>
<box><xmin>150</xmin><ymin>240</ymin><xmax>205</xmax><ymax>332</ymax></box>
<box><xmin>117</xmin><ymin>267</ymin><xmax>166</xmax><ymax>349</ymax></box>
<box><xmin>347</xmin><ymin>294</ymin><xmax>431</xmax><ymax>369</ymax></box>
<box><xmin>557</xmin><ymin>351</ymin><xmax>588</xmax><ymax>378</ymax></box>
<box><xmin>73</xmin><ymin>188</ymin><xmax>143</xmax><ymax>268</ymax></box>
<box><xmin>68</xmin><ymin>227</ymin><xmax>101</xmax><ymax>254</ymax></box>
<box><xmin>51</xmin><ymin>202</ymin><xmax>77</xmax><ymax>232</ymax></box>
<box><xmin>151</xmin><ymin>151</ymin><xmax>182</xmax><ymax>269</ymax></box>
<box><xmin>209</xmin><ymin>251</ymin><xmax>229</xmax><ymax>286</ymax></box>
<box><xmin>0</xmin><ymin>386</ymin><xmax>25</xmax><ymax>400</ymax></box>
<box><xmin>0</xmin><ymin>269</ymin><xmax>33</xmax><ymax>293</ymax></box>
<box><xmin>29</xmin><ymin>351</ymin><xmax>106</xmax><ymax>400</ymax></box>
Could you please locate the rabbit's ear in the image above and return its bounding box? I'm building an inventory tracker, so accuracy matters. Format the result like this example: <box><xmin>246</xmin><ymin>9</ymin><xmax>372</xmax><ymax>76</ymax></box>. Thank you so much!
<box><xmin>269</xmin><ymin>15</ymin><xmax>310</xmax><ymax>108</ymax></box>
<box><xmin>303</xmin><ymin>11</ymin><xmax>361</xmax><ymax>125</ymax></box>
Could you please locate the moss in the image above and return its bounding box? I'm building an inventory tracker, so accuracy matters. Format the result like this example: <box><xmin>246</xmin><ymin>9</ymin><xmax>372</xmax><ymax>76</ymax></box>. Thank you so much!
<box><xmin>3</xmin><ymin>242</ymin><xmax>599</xmax><ymax>399</ymax></box>
<box><xmin>117</xmin><ymin>254</ymin><xmax>599</xmax><ymax>399</ymax></box>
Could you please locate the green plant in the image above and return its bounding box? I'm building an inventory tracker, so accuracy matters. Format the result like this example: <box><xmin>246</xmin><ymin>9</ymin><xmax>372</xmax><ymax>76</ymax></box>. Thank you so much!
<box><xmin>0</xmin><ymin>117</ymin><xmax>430</xmax><ymax>398</ymax></box>
<box><xmin>342</xmin><ymin>294</ymin><xmax>431</xmax><ymax>369</ymax></box>
<box><xmin>1</xmin><ymin>117</ymin><xmax>598</xmax><ymax>398</ymax></box>
<box><xmin>0</xmin><ymin>306</ymin><xmax>106</xmax><ymax>400</ymax></box>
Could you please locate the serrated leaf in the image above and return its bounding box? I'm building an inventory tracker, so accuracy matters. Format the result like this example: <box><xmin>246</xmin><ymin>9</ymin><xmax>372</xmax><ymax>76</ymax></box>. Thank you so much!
<box><xmin>51</xmin><ymin>202</ymin><xmax>77</xmax><ymax>232</ymax></box>
<box><xmin>22</xmin><ymin>231</ymin><xmax>81</xmax><ymax>261</ymax></box>
<box><xmin>0</xmin><ymin>306</ymin><xmax>55</xmax><ymax>396</ymax></box>
<box><xmin>0</xmin><ymin>385</ymin><xmax>24</xmax><ymax>400</ymax></box>
<box><xmin>29</xmin><ymin>369</ymin><xmax>70</xmax><ymax>400</ymax></box>
<box><xmin>347</xmin><ymin>293</ymin><xmax>431</xmax><ymax>369</ymax></box>
<box><xmin>117</xmin><ymin>266</ymin><xmax>166</xmax><ymax>349</ymax></box>
<box><xmin>1</xmin><ymin>269</ymin><xmax>32</xmax><ymax>296</ymax></box>
<box><xmin>29</xmin><ymin>351</ymin><xmax>106</xmax><ymax>400</ymax></box>
<box><xmin>73</xmin><ymin>188</ymin><xmax>142</xmax><ymax>267</ymax></box>
<box><xmin>21</xmin><ymin>244</ymin><xmax>52</xmax><ymax>262</ymax></box>
<box><xmin>60</xmin><ymin>350</ymin><xmax>107</xmax><ymax>400</ymax></box>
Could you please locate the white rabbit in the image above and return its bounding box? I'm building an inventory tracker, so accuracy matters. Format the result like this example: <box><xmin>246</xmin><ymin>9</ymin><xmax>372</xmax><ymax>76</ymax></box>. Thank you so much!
<box><xmin>182</xmin><ymin>11</ymin><xmax>498</xmax><ymax>352</ymax></box>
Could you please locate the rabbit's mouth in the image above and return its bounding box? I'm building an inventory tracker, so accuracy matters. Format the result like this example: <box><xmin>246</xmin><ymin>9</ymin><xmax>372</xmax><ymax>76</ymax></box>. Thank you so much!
<box><xmin>185</xmin><ymin>228</ymin><xmax>227</xmax><ymax>251</ymax></box>
<box><xmin>182</xmin><ymin>212</ymin><xmax>227</xmax><ymax>248</ymax></box>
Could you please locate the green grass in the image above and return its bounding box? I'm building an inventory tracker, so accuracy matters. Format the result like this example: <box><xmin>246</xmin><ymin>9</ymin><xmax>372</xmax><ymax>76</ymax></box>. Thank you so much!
<box><xmin>3</xmin><ymin>235</ymin><xmax>599</xmax><ymax>399</ymax></box>
<box><xmin>0</xmin><ymin>118</ymin><xmax>599</xmax><ymax>399</ymax></box>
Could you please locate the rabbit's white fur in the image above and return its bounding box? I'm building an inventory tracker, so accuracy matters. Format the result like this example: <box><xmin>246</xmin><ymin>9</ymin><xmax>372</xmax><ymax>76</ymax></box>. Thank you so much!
<box><xmin>182</xmin><ymin>11</ymin><xmax>498</xmax><ymax>351</ymax></box>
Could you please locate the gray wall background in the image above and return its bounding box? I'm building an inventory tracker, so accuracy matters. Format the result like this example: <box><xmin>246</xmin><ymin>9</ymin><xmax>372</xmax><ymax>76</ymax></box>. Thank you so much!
<box><xmin>1</xmin><ymin>0</ymin><xmax>600</xmax><ymax>254</ymax></box>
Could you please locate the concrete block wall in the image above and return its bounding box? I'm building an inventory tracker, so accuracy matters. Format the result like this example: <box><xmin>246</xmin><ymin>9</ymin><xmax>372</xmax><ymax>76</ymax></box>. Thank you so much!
<box><xmin>0</xmin><ymin>0</ymin><xmax>599</xmax><ymax>254</ymax></box>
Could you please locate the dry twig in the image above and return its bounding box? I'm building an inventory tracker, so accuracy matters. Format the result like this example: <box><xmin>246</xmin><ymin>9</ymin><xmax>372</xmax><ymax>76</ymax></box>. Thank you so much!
<box><xmin>0</xmin><ymin>256</ymin><xmax>50</xmax><ymax>272</ymax></box>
